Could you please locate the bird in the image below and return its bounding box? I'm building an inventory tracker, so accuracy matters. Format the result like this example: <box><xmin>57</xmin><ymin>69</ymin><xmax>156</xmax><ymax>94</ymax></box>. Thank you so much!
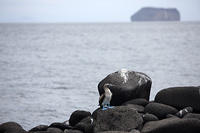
<box><xmin>99</xmin><ymin>83</ymin><xmax>113</xmax><ymax>110</ymax></box>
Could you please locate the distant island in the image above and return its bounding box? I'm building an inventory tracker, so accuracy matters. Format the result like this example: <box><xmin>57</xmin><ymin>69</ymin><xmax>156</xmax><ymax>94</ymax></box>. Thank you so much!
<box><xmin>131</xmin><ymin>7</ymin><xmax>180</xmax><ymax>21</ymax></box>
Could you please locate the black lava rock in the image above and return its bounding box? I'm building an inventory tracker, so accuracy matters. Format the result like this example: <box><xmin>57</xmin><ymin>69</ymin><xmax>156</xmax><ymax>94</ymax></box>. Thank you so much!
<box><xmin>141</xmin><ymin>117</ymin><xmax>200</xmax><ymax>133</ymax></box>
<box><xmin>64</xmin><ymin>129</ymin><xmax>83</xmax><ymax>133</ymax></box>
<box><xmin>29</xmin><ymin>125</ymin><xmax>48</xmax><ymax>132</ymax></box>
<box><xmin>49</xmin><ymin>122</ymin><xmax>71</xmax><ymax>131</ymax></box>
<box><xmin>144</xmin><ymin>102</ymin><xmax>178</xmax><ymax>119</ymax></box>
<box><xmin>98</xmin><ymin>70</ymin><xmax>152</xmax><ymax>106</ymax></box>
<box><xmin>123</xmin><ymin>104</ymin><xmax>144</xmax><ymax>113</ymax></box>
<box><xmin>74</xmin><ymin>116</ymin><xmax>94</xmax><ymax>133</ymax></box>
<box><xmin>184</xmin><ymin>113</ymin><xmax>200</xmax><ymax>121</ymax></box>
<box><xmin>155</xmin><ymin>86</ymin><xmax>200</xmax><ymax>112</ymax></box>
<box><xmin>122</xmin><ymin>98</ymin><xmax>149</xmax><ymax>106</ymax></box>
<box><xmin>47</xmin><ymin>127</ymin><xmax>63</xmax><ymax>133</ymax></box>
<box><xmin>93</xmin><ymin>106</ymin><xmax>143</xmax><ymax>133</ymax></box>
<box><xmin>166</xmin><ymin>114</ymin><xmax>179</xmax><ymax>119</ymax></box>
<box><xmin>69</xmin><ymin>110</ymin><xmax>91</xmax><ymax>126</ymax></box>
<box><xmin>142</xmin><ymin>113</ymin><xmax>159</xmax><ymax>123</ymax></box>
<box><xmin>0</xmin><ymin>122</ymin><xmax>27</xmax><ymax>133</ymax></box>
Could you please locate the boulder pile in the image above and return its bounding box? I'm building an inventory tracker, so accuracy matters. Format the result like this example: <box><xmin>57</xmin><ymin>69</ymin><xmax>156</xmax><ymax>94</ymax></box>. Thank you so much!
<box><xmin>0</xmin><ymin>70</ymin><xmax>200</xmax><ymax>133</ymax></box>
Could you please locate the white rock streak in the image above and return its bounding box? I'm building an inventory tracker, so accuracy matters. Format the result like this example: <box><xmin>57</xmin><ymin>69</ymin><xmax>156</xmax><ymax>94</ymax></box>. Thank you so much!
<box><xmin>135</xmin><ymin>72</ymin><xmax>151</xmax><ymax>86</ymax></box>
<box><xmin>119</xmin><ymin>68</ymin><xmax>129</xmax><ymax>83</ymax></box>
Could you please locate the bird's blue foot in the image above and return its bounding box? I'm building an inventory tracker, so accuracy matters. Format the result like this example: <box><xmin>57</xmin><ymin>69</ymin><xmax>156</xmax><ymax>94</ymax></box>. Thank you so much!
<box><xmin>108</xmin><ymin>106</ymin><xmax>113</xmax><ymax>108</ymax></box>
<box><xmin>102</xmin><ymin>106</ymin><xmax>108</xmax><ymax>110</ymax></box>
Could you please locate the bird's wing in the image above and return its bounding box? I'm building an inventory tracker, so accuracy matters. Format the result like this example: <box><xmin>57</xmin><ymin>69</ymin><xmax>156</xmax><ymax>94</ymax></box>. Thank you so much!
<box><xmin>99</xmin><ymin>93</ymin><xmax>105</xmax><ymax>107</ymax></box>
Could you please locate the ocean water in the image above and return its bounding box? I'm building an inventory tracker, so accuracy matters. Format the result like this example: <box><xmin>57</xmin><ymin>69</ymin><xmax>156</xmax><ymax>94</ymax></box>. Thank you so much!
<box><xmin>0</xmin><ymin>22</ymin><xmax>200</xmax><ymax>130</ymax></box>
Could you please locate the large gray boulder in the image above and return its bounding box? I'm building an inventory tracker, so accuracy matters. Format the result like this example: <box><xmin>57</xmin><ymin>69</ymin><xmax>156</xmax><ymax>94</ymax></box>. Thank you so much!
<box><xmin>98</xmin><ymin>69</ymin><xmax>152</xmax><ymax>106</ymax></box>
<box><xmin>141</xmin><ymin>117</ymin><xmax>200</xmax><ymax>133</ymax></box>
<box><xmin>155</xmin><ymin>86</ymin><xmax>200</xmax><ymax>112</ymax></box>
<box><xmin>92</xmin><ymin>106</ymin><xmax>143</xmax><ymax>133</ymax></box>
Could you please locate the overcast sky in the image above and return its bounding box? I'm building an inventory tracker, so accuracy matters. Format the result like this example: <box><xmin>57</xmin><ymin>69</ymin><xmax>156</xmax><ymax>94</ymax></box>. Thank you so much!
<box><xmin>0</xmin><ymin>0</ymin><xmax>200</xmax><ymax>22</ymax></box>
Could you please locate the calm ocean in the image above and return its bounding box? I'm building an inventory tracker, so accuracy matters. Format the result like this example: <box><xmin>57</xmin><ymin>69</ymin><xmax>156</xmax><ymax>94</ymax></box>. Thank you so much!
<box><xmin>0</xmin><ymin>22</ymin><xmax>200</xmax><ymax>130</ymax></box>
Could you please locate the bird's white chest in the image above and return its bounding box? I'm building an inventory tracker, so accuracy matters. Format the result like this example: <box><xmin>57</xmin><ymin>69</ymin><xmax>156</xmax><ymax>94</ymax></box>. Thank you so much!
<box><xmin>104</xmin><ymin>89</ymin><xmax>112</xmax><ymax>100</ymax></box>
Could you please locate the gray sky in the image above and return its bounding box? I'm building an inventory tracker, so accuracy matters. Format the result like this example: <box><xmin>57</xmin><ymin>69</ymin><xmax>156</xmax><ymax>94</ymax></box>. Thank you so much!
<box><xmin>0</xmin><ymin>0</ymin><xmax>200</xmax><ymax>22</ymax></box>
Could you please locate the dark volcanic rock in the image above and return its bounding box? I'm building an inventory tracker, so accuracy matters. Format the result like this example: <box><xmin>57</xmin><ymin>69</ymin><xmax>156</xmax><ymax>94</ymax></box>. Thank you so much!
<box><xmin>98</xmin><ymin>69</ymin><xmax>152</xmax><ymax>106</ymax></box>
<box><xmin>47</xmin><ymin>127</ymin><xmax>63</xmax><ymax>133</ymax></box>
<box><xmin>69</xmin><ymin>110</ymin><xmax>91</xmax><ymax>126</ymax></box>
<box><xmin>122</xmin><ymin>98</ymin><xmax>149</xmax><ymax>106</ymax></box>
<box><xmin>144</xmin><ymin>102</ymin><xmax>178</xmax><ymax>119</ymax></box>
<box><xmin>131</xmin><ymin>7</ymin><xmax>180</xmax><ymax>21</ymax></box>
<box><xmin>0</xmin><ymin>122</ymin><xmax>27</xmax><ymax>133</ymax></box>
<box><xmin>93</xmin><ymin>106</ymin><xmax>143</xmax><ymax>133</ymax></box>
<box><xmin>155</xmin><ymin>86</ymin><xmax>200</xmax><ymax>112</ymax></box>
<box><xmin>64</xmin><ymin>129</ymin><xmax>83</xmax><ymax>133</ymax></box>
<box><xmin>141</xmin><ymin>117</ymin><xmax>200</xmax><ymax>133</ymax></box>
<box><xmin>166</xmin><ymin>114</ymin><xmax>179</xmax><ymax>119</ymax></box>
<box><xmin>49</xmin><ymin>122</ymin><xmax>71</xmax><ymax>131</ymax></box>
<box><xmin>74</xmin><ymin>116</ymin><xmax>94</xmax><ymax>133</ymax></box>
<box><xmin>29</xmin><ymin>125</ymin><xmax>48</xmax><ymax>132</ymax></box>
<box><xmin>123</xmin><ymin>104</ymin><xmax>144</xmax><ymax>113</ymax></box>
<box><xmin>184</xmin><ymin>113</ymin><xmax>200</xmax><ymax>121</ymax></box>
<box><xmin>142</xmin><ymin>113</ymin><xmax>159</xmax><ymax>123</ymax></box>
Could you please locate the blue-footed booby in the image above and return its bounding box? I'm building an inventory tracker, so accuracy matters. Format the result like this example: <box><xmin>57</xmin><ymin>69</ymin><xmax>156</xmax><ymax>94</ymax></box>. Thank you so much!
<box><xmin>99</xmin><ymin>83</ymin><xmax>113</xmax><ymax>110</ymax></box>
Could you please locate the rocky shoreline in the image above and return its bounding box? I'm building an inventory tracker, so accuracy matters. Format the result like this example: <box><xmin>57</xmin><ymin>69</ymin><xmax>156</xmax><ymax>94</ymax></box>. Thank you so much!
<box><xmin>0</xmin><ymin>70</ymin><xmax>200</xmax><ymax>133</ymax></box>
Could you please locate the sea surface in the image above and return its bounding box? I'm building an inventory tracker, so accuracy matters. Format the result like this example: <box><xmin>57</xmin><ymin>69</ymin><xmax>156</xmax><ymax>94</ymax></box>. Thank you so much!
<box><xmin>0</xmin><ymin>22</ymin><xmax>200</xmax><ymax>130</ymax></box>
